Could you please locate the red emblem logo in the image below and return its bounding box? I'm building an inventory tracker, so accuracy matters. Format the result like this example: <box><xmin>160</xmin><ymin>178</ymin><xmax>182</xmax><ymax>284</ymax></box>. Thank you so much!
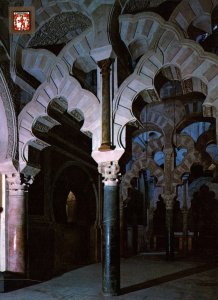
<box><xmin>13</xmin><ymin>11</ymin><xmax>31</xmax><ymax>31</ymax></box>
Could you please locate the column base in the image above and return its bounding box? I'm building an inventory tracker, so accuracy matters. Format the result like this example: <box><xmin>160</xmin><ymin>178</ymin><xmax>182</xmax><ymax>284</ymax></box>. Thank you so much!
<box><xmin>0</xmin><ymin>272</ymin><xmax>32</xmax><ymax>293</ymax></box>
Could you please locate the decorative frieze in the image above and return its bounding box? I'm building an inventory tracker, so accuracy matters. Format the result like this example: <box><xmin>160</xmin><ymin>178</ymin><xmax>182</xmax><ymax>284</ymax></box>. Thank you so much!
<box><xmin>28</xmin><ymin>12</ymin><xmax>91</xmax><ymax>47</ymax></box>
<box><xmin>0</xmin><ymin>67</ymin><xmax>17</xmax><ymax>161</ymax></box>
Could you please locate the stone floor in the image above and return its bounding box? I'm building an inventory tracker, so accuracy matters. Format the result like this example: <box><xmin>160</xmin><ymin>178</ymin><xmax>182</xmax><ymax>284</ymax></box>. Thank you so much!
<box><xmin>1</xmin><ymin>254</ymin><xmax>218</xmax><ymax>300</ymax></box>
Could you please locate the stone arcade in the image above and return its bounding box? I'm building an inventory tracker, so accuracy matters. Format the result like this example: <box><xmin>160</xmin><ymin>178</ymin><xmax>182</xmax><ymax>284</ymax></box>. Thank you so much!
<box><xmin>0</xmin><ymin>0</ymin><xmax>218</xmax><ymax>298</ymax></box>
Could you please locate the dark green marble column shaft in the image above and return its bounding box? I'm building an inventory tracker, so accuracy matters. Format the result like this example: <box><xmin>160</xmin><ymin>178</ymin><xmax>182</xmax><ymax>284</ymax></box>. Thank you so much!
<box><xmin>166</xmin><ymin>209</ymin><xmax>174</xmax><ymax>260</ymax></box>
<box><xmin>102</xmin><ymin>184</ymin><xmax>120</xmax><ymax>296</ymax></box>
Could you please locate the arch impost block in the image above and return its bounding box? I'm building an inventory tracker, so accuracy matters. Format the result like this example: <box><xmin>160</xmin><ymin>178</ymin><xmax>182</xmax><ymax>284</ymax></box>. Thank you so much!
<box><xmin>90</xmin><ymin>45</ymin><xmax>116</xmax><ymax>63</ymax></box>
<box><xmin>92</xmin><ymin>148</ymin><xmax>124</xmax><ymax>165</ymax></box>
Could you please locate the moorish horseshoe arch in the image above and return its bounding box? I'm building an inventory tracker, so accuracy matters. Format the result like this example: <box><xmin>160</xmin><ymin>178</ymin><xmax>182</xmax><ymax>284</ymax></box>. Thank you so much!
<box><xmin>121</xmin><ymin>155</ymin><xmax>164</xmax><ymax>201</ymax></box>
<box><xmin>169</xmin><ymin>0</ymin><xmax>218</xmax><ymax>34</ymax></box>
<box><xmin>113</xmin><ymin>18</ymin><xmax>218</xmax><ymax>149</ymax></box>
<box><xmin>121</xmin><ymin>97</ymin><xmax>212</xmax><ymax>200</ymax></box>
<box><xmin>18</xmin><ymin>66</ymin><xmax>100</xmax><ymax>175</ymax></box>
<box><xmin>119</xmin><ymin>12</ymin><xmax>186</xmax><ymax>62</ymax></box>
<box><xmin>121</xmin><ymin>133</ymin><xmax>208</xmax><ymax>201</ymax></box>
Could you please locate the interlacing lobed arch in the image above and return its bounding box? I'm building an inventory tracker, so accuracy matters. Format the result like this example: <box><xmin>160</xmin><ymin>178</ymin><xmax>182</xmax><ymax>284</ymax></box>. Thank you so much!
<box><xmin>113</xmin><ymin>12</ymin><xmax>218</xmax><ymax>149</ymax></box>
<box><xmin>18</xmin><ymin>64</ymin><xmax>100</xmax><ymax>174</ymax></box>
<box><xmin>121</xmin><ymin>99</ymin><xmax>212</xmax><ymax>200</ymax></box>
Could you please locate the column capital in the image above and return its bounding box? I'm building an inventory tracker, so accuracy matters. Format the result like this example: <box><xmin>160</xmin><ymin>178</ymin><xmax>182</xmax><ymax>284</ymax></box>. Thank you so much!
<box><xmin>6</xmin><ymin>173</ymin><xmax>34</xmax><ymax>191</ymax></box>
<box><xmin>98</xmin><ymin>161</ymin><xmax>120</xmax><ymax>185</ymax></box>
<box><xmin>161</xmin><ymin>193</ymin><xmax>176</xmax><ymax>210</ymax></box>
<box><xmin>97</xmin><ymin>58</ymin><xmax>113</xmax><ymax>75</ymax></box>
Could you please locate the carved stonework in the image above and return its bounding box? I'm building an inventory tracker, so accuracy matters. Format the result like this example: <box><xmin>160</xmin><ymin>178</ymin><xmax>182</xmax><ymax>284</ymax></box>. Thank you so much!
<box><xmin>98</xmin><ymin>161</ymin><xmax>120</xmax><ymax>185</ymax></box>
<box><xmin>123</xmin><ymin>0</ymin><xmax>149</xmax><ymax>13</ymax></box>
<box><xmin>33</xmin><ymin>116</ymin><xmax>59</xmax><ymax>134</ymax></box>
<box><xmin>33</xmin><ymin>120</ymin><xmax>51</xmax><ymax>134</ymax></box>
<box><xmin>6</xmin><ymin>172</ymin><xmax>35</xmax><ymax>191</ymax></box>
<box><xmin>183</xmin><ymin>78</ymin><xmax>193</xmax><ymax>94</ymax></box>
<box><xmin>6</xmin><ymin>173</ymin><xmax>29</xmax><ymax>191</ymax></box>
<box><xmin>70</xmin><ymin>109</ymin><xmax>84</xmax><ymax>122</ymax></box>
<box><xmin>28</xmin><ymin>12</ymin><xmax>91</xmax><ymax>47</ymax></box>
<box><xmin>0</xmin><ymin>61</ymin><xmax>20</xmax><ymax>113</ymax></box>
<box><xmin>122</xmin><ymin>0</ymin><xmax>168</xmax><ymax>13</ymax></box>
<box><xmin>49</xmin><ymin>97</ymin><xmax>68</xmax><ymax>114</ymax></box>
<box><xmin>0</xmin><ymin>66</ymin><xmax>17</xmax><ymax>160</ymax></box>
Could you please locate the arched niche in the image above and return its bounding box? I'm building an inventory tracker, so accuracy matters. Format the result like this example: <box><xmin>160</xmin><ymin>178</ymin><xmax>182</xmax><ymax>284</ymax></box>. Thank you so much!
<box><xmin>51</xmin><ymin>161</ymin><xmax>98</xmax><ymax>275</ymax></box>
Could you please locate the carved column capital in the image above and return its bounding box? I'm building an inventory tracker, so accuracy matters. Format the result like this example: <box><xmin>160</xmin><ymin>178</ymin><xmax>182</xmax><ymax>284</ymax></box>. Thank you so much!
<box><xmin>6</xmin><ymin>173</ymin><xmax>34</xmax><ymax>192</ymax></box>
<box><xmin>162</xmin><ymin>193</ymin><xmax>176</xmax><ymax>210</ymax></box>
<box><xmin>97</xmin><ymin>58</ymin><xmax>113</xmax><ymax>76</ymax></box>
<box><xmin>98</xmin><ymin>161</ymin><xmax>120</xmax><ymax>186</ymax></box>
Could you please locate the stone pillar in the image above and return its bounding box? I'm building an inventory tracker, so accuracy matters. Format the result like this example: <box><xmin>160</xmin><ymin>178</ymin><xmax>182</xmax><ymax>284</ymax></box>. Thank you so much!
<box><xmin>162</xmin><ymin>146</ymin><xmax>175</xmax><ymax>259</ymax></box>
<box><xmin>98</xmin><ymin>161</ymin><xmax>120</xmax><ymax>296</ymax></box>
<box><xmin>119</xmin><ymin>192</ymin><xmax>126</xmax><ymax>257</ymax></box>
<box><xmin>94</xmin><ymin>173</ymin><xmax>103</xmax><ymax>262</ymax></box>
<box><xmin>6</xmin><ymin>173</ymin><xmax>31</xmax><ymax>274</ymax></box>
<box><xmin>181</xmin><ymin>179</ymin><xmax>189</xmax><ymax>254</ymax></box>
<box><xmin>98</xmin><ymin>59</ymin><xmax>113</xmax><ymax>151</ymax></box>
<box><xmin>162</xmin><ymin>194</ymin><xmax>175</xmax><ymax>260</ymax></box>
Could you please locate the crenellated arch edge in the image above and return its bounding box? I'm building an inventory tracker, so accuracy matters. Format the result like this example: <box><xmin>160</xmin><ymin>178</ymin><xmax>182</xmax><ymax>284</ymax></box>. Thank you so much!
<box><xmin>18</xmin><ymin>63</ymin><xmax>101</xmax><ymax>157</ymax></box>
<box><xmin>119</xmin><ymin>11</ymin><xmax>186</xmax><ymax>61</ymax></box>
<box><xmin>19</xmin><ymin>138</ymin><xmax>50</xmax><ymax>177</ymax></box>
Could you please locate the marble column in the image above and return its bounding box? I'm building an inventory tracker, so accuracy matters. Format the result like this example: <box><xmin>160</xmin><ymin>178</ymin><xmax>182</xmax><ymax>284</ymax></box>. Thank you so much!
<box><xmin>181</xmin><ymin>179</ymin><xmax>189</xmax><ymax>254</ymax></box>
<box><xmin>94</xmin><ymin>173</ymin><xmax>103</xmax><ymax>262</ymax></box>
<box><xmin>98</xmin><ymin>161</ymin><xmax>120</xmax><ymax>296</ymax></box>
<box><xmin>6</xmin><ymin>173</ymin><xmax>31</xmax><ymax>274</ymax></box>
<box><xmin>98</xmin><ymin>59</ymin><xmax>113</xmax><ymax>151</ymax></box>
<box><xmin>120</xmin><ymin>193</ymin><xmax>127</xmax><ymax>257</ymax></box>
<box><xmin>162</xmin><ymin>194</ymin><xmax>175</xmax><ymax>260</ymax></box>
